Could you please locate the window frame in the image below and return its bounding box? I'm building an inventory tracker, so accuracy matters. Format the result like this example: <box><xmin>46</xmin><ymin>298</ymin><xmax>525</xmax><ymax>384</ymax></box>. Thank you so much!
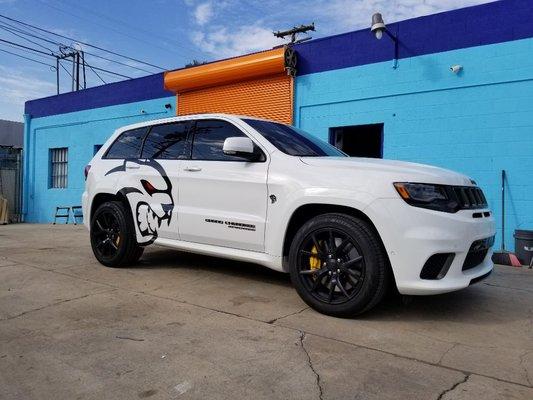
<box><xmin>102</xmin><ymin>127</ymin><xmax>149</xmax><ymax>160</ymax></box>
<box><xmin>186</xmin><ymin>119</ymin><xmax>266</xmax><ymax>163</ymax></box>
<box><xmin>140</xmin><ymin>120</ymin><xmax>192</xmax><ymax>160</ymax></box>
<box><xmin>49</xmin><ymin>147</ymin><xmax>68</xmax><ymax>189</ymax></box>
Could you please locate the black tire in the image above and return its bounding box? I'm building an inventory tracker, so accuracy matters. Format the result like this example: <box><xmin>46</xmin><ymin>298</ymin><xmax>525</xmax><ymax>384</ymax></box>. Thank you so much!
<box><xmin>90</xmin><ymin>201</ymin><xmax>144</xmax><ymax>267</ymax></box>
<box><xmin>289</xmin><ymin>213</ymin><xmax>390</xmax><ymax>317</ymax></box>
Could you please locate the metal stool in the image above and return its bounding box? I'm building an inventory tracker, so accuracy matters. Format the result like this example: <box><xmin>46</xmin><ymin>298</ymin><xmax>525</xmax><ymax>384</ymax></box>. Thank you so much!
<box><xmin>53</xmin><ymin>206</ymin><xmax>70</xmax><ymax>224</ymax></box>
<box><xmin>71</xmin><ymin>206</ymin><xmax>83</xmax><ymax>225</ymax></box>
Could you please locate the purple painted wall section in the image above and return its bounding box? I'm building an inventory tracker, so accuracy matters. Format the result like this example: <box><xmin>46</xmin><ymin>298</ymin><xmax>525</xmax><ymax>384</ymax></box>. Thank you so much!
<box><xmin>295</xmin><ymin>0</ymin><xmax>533</xmax><ymax>76</ymax></box>
<box><xmin>24</xmin><ymin>73</ymin><xmax>174</xmax><ymax>119</ymax></box>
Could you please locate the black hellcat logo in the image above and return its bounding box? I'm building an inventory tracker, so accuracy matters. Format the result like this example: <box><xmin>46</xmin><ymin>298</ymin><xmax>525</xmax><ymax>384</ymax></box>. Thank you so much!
<box><xmin>106</xmin><ymin>159</ymin><xmax>174</xmax><ymax>244</ymax></box>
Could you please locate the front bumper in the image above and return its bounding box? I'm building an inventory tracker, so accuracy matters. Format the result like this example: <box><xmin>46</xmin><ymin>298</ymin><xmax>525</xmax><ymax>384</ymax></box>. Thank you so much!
<box><xmin>82</xmin><ymin>191</ymin><xmax>90</xmax><ymax>230</ymax></box>
<box><xmin>365</xmin><ymin>198</ymin><xmax>496</xmax><ymax>295</ymax></box>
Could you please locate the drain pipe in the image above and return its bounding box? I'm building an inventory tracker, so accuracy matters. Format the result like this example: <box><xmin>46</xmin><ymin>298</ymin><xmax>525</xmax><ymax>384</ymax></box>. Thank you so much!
<box><xmin>501</xmin><ymin>169</ymin><xmax>505</xmax><ymax>251</ymax></box>
<box><xmin>22</xmin><ymin>113</ymin><xmax>31</xmax><ymax>222</ymax></box>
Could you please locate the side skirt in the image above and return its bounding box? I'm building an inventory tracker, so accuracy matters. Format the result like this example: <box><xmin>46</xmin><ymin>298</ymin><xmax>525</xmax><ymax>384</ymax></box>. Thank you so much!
<box><xmin>153</xmin><ymin>237</ymin><xmax>284</xmax><ymax>272</ymax></box>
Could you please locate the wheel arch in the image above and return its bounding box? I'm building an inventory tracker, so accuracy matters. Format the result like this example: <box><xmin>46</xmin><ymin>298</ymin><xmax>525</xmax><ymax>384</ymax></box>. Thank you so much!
<box><xmin>89</xmin><ymin>191</ymin><xmax>129</xmax><ymax>224</ymax></box>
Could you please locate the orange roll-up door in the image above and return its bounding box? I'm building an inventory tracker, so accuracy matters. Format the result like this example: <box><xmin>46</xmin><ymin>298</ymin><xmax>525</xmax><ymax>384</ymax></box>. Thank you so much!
<box><xmin>178</xmin><ymin>74</ymin><xmax>293</xmax><ymax>124</ymax></box>
<box><xmin>164</xmin><ymin>48</ymin><xmax>296</xmax><ymax>124</ymax></box>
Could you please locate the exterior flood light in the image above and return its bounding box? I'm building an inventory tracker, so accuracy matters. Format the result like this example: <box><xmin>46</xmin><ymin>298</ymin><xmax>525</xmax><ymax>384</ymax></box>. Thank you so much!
<box><xmin>371</xmin><ymin>12</ymin><xmax>399</xmax><ymax>69</ymax></box>
<box><xmin>371</xmin><ymin>13</ymin><xmax>386</xmax><ymax>40</ymax></box>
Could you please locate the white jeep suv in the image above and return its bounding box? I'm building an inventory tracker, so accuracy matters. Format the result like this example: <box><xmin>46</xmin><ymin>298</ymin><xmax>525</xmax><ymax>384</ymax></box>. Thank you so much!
<box><xmin>83</xmin><ymin>114</ymin><xmax>496</xmax><ymax>316</ymax></box>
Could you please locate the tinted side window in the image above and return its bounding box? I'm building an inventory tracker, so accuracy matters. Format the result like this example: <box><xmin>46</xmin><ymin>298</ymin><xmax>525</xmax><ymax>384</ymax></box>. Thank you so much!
<box><xmin>142</xmin><ymin>122</ymin><xmax>189</xmax><ymax>159</ymax></box>
<box><xmin>192</xmin><ymin>120</ymin><xmax>247</xmax><ymax>161</ymax></box>
<box><xmin>104</xmin><ymin>127</ymin><xmax>147</xmax><ymax>159</ymax></box>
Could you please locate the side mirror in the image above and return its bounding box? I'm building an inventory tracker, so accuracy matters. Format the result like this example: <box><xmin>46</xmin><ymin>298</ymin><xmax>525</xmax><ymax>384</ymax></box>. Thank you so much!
<box><xmin>223</xmin><ymin>137</ymin><xmax>256</xmax><ymax>159</ymax></box>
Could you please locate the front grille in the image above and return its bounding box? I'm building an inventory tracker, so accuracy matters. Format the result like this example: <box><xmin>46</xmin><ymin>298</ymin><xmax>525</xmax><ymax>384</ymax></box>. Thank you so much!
<box><xmin>451</xmin><ymin>186</ymin><xmax>488</xmax><ymax>210</ymax></box>
<box><xmin>462</xmin><ymin>236</ymin><xmax>494</xmax><ymax>271</ymax></box>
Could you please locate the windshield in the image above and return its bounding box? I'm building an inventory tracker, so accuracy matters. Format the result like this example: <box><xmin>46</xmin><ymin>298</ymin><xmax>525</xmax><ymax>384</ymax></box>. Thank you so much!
<box><xmin>243</xmin><ymin>119</ymin><xmax>346</xmax><ymax>157</ymax></box>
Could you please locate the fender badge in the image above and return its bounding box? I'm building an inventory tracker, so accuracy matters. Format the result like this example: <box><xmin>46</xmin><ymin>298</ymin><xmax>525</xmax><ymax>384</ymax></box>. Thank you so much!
<box><xmin>269</xmin><ymin>195</ymin><xmax>277</xmax><ymax>204</ymax></box>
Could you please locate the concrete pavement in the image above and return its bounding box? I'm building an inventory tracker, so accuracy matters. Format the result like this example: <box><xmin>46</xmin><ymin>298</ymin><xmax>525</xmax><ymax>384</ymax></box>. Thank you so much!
<box><xmin>0</xmin><ymin>224</ymin><xmax>532</xmax><ymax>399</ymax></box>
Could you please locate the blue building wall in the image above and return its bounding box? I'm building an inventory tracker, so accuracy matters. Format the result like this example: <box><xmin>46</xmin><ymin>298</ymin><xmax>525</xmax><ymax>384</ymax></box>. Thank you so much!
<box><xmin>24</xmin><ymin>72</ymin><xmax>175</xmax><ymax>223</ymax></box>
<box><xmin>23</xmin><ymin>0</ymin><xmax>533</xmax><ymax>252</ymax></box>
<box><xmin>24</xmin><ymin>96</ymin><xmax>175</xmax><ymax>223</ymax></box>
<box><xmin>294</xmin><ymin>37</ymin><xmax>533</xmax><ymax>250</ymax></box>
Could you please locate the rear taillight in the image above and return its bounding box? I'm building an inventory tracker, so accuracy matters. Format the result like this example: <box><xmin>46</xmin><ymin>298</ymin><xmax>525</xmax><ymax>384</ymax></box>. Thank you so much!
<box><xmin>84</xmin><ymin>164</ymin><xmax>91</xmax><ymax>180</ymax></box>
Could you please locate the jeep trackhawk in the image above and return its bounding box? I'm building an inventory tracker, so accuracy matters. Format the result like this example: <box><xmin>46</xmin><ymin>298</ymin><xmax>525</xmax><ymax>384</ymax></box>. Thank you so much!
<box><xmin>83</xmin><ymin>114</ymin><xmax>496</xmax><ymax>316</ymax></box>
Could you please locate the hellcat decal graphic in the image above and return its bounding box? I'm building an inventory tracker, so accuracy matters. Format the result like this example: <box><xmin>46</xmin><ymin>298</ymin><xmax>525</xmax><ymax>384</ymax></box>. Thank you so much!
<box><xmin>106</xmin><ymin>159</ymin><xmax>174</xmax><ymax>245</ymax></box>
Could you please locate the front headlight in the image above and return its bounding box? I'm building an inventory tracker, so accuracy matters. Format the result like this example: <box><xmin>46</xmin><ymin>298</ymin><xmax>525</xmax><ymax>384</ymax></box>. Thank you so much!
<box><xmin>393</xmin><ymin>182</ymin><xmax>459</xmax><ymax>213</ymax></box>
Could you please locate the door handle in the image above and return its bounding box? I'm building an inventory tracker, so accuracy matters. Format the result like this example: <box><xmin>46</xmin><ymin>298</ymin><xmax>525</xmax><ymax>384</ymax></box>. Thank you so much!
<box><xmin>126</xmin><ymin>165</ymin><xmax>140</xmax><ymax>169</ymax></box>
<box><xmin>184</xmin><ymin>166</ymin><xmax>202</xmax><ymax>172</ymax></box>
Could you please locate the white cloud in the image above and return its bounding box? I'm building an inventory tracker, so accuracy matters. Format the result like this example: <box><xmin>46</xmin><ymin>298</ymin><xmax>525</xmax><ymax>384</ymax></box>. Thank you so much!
<box><xmin>192</xmin><ymin>25</ymin><xmax>285</xmax><ymax>58</ymax></box>
<box><xmin>0</xmin><ymin>66</ymin><xmax>56</xmax><ymax>121</ymax></box>
<box><xmin>194</xmin><ymin>2</ymin><xmax>214</xmax><ymax>26</ymax></box>
<box><xmin>303</xmin><ymin>0</ymin><xmax>491</xmax><ymax>34</ymax></box>
<box><xmin>186</xmin><ymin>0</ymin><xmax>490</xmax><ymax>58</ymax></box>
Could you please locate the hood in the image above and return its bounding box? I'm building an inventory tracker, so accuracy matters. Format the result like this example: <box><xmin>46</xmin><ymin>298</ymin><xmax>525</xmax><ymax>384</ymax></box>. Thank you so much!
<box><xmin>299</xmin><ymin>157</ymin><xmax>474</xmax><ymax>186</ymax></box>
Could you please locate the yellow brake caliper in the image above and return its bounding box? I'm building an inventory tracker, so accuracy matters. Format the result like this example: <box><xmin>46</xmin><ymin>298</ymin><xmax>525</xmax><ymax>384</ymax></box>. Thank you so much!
<box><xmin>309</xmin><ymin>245</ymin><xmax>321</xmax><ymax>272</ymax></box>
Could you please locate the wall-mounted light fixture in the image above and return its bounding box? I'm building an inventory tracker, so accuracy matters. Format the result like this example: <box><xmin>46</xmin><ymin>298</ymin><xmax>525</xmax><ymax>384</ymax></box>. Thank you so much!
<box><xmin>371</xmin><ymin>13</ymin><xmax>399</xmax><ymax>69</ymax></box>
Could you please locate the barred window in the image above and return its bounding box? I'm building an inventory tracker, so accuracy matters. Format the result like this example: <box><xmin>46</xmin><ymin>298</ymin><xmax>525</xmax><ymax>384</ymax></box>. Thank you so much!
<box><xmin>50</xmin><ymin>148</ymin><xmax>68</xmax><ymax>188</ymax></box>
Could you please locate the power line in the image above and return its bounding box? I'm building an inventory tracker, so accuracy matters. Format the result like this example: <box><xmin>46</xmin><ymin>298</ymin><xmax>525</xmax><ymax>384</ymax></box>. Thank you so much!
<box><xmin>84</xmin><ymin>51</ymin><xmax>154</xmax><ymax>75</ymax></box>
<box><xmin>0</xmin><ymin>37</ymin><xmax>133</xmax><ymax>79</ymax></box>
<box><xmin>87</xmin><ymin>63</ymin><xmax>107</xmax><ymax>84</ymax></box>
<box><xmin>0</xmin><ymin>38</ymin><xmax>52</xmax><ymax>62</ymax></box>
<box><xmin>0</xmin><ymin>21</ymin><xmax>155</xmax><ymax>75</ymax></box>
<box><xmin>0</xmin><ymin>23</ymin><xmax>54</xmax><ymax>53</ymax></box>
<box><xmin>0</xmin><ymin>19</ymin><xmax>154</xmax><ymax>74</ymax></box>
<box><xmin>0</xmin><ymin>33</ymin><xmax>128</xmax><ymax>92</ymax></box>
<box><xmin>0</xmin><ymin>46</ymin><xmax>55</xmax><ymax>68</ymax></box>
<box><xmin>0</xmin><ymin>19</ymin><xmax>62</xmax><ymax>47</ymax></box>
<box><xmin>0</xmin><ymin>37</ymin><xmax>52</xmax><ymax>57</ymax></box>
<box><xmin>58</xmin><ymin>60</ymin><xmax>72</xmax><ymax>77</ymax></box>
<box><xmin>37</xmin><ymin>0</ymin><xmax>178</xmax><ymax>57</ymax></box>
<box><xmin>0</xmin><ymin>13</ymin><xmax>168</xmax><ymax>71</ymax></box>
<box><xmin>52</xmin><ymin>0</ymin><xmax>205</xmax><ymax>58</ymax></box>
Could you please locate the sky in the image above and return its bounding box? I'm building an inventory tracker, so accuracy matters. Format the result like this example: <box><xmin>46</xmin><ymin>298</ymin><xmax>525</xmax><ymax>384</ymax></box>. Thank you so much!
<box><xmin>0</xmin><ymin>0</ymin><xmax>492</xmax><ymax>122</ymax></box>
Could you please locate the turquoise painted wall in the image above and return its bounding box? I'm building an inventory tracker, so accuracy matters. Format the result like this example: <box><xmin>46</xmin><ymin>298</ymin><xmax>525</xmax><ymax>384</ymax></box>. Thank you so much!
<box><xmin>294</xmin><ymin>38</ymin><xmax>533</xmax><ymax>250</ymax></box>
<box><xmin>24</xmin><ymin>97</ymin><xmax>175</xmax><ymax>223</ymax></box>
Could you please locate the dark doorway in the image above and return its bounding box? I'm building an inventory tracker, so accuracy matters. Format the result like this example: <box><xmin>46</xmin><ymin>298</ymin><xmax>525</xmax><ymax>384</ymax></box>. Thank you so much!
<box><xmin>329</xmin><ymin>123</ymin><xmax>383</xmax><ymax>158</ymax></box>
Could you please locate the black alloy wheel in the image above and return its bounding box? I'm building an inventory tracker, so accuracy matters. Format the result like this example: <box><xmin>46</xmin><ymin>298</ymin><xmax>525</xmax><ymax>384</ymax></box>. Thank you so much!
<box><xmin>289</xmin><ymin>213</ymin><xmax>390</xmax><ymax>317</ymax></box>
<box><xmin>90</xmin><ymin>201</ymin><xmax>144</xmax><ymax>267</ymax></box>
<box><xmin>296</xmin><ymin>228</ymin><xmax>366</xmax><ymax>305</ymax></box>
<box><xmin>92</xmin><ymin>210</ymin><xmax>122</xmax><ymax>258</ymax></box>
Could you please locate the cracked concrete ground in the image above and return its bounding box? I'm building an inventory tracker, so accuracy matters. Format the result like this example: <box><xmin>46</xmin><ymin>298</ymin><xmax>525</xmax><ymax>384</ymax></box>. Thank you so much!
<box><xmin>0</xmin><ymin>224</ymin><xmax>532</xmax><ymax>399</ymax></box>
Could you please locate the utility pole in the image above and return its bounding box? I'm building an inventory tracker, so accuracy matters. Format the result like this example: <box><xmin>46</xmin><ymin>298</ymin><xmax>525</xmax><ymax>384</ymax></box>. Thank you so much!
<box><xmin>274</xmin><ymin>23</ymin><xmax>315</xmax><ymax>44</ymax></box>
<box><xmin>55</xmin><ymin>45</ymin><xmax>87</xmax><ymax>94</ymax></box>
<box><xmin>75</xmin><ymin>52</ymin><xmax>80</xmax><ymax>91</ymax></box>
